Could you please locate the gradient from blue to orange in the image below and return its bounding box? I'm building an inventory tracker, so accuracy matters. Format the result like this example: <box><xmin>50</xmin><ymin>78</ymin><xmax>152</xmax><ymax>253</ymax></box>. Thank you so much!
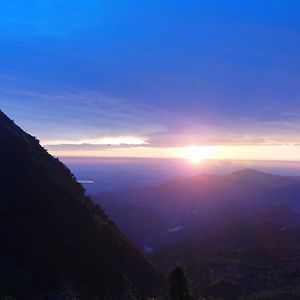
<box><xmin>1</xmin><ymin>1</ymin><xmax>300</xmax><ymax>160</ymax></box>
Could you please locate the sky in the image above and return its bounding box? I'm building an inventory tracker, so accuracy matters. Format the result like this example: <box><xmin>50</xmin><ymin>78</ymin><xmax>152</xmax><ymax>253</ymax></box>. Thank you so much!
<box><xmin>1</xmin><ymin>1</ymin><xmax>300</xmax><ymax>161</ymax></box>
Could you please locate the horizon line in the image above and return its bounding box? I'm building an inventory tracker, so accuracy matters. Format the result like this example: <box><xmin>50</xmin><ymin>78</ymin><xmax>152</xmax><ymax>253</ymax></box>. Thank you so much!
<box><xmin>57</xmin><ymin>156</ymin><xmax>300</xmax><ymax>164</ymax></box>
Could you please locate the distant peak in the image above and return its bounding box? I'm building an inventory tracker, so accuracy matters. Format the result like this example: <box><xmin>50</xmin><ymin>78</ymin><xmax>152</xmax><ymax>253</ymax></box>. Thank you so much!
<box><xmin>227</xmin><ymin>169</ymin><xmax>269</xmax><ymax>177</ymax></box>
<box><xmin>237</xmin><ymin>168</ymin><xmax>262</xmax><ymax>174</ymax></box>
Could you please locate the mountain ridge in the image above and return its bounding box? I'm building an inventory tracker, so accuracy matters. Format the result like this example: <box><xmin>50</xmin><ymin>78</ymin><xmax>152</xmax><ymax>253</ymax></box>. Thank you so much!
<box><xmin>0</xmin><ymin>110</ymin><xmax>161</xmax><ymax>299</ymax></box>
<box><xmin>99</xmin><ymin>168</ymin><xmax>300</xmax><ymax>197</ymax></box>
<box><xmin>96</xmin><ymin>167</ymin><xmax>300</xmax><ymax>251</ymax></box>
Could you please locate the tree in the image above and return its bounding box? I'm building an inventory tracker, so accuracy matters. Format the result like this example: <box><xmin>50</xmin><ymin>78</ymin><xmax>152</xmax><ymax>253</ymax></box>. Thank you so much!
<box><xmin>168</xmin><ymin>267</ymin><xmax>192</xmax><ymax>300</ymax></box>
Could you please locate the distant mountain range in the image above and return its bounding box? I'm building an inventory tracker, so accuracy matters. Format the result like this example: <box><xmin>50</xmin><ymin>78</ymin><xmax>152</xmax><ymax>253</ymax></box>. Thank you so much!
<box><xmin>0</xmin><ymin>110</ymin><xmax>161</xmax><ymax>299</ymax></box>
<box><xmin>96</xmin><ymin>169</ymin><xmax>300</xmax><ymax>250</ymax></box>
<box><xmin>98</xmin><ymin>169</ymin><xmax>300</xmax><ymax>215</ymax></box>
<box><xmin>96</xmin><ymin>169</ymin><xmax>300</xmax><ymax>298</ymax></box>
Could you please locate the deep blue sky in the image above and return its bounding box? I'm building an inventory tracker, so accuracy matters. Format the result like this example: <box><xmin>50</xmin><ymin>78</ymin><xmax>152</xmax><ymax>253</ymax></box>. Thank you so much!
<box><xmin>1</xmin><ymin>1</ymin><xmax>300</xmax><ymax>158</ymax></box>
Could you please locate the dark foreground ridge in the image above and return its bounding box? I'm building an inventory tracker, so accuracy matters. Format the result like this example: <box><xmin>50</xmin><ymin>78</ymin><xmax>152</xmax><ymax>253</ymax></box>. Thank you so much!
<box><xmin>0</xmin><ymin>110</ymin><xmax>161</xmax><ymax>299</ymax></box>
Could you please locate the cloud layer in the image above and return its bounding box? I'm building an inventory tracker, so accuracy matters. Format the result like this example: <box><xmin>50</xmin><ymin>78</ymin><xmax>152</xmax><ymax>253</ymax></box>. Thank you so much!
<box><xmin>1</xmin><ymin>1</ymin><xmax>300</xmax><ymax>159</ymax></box>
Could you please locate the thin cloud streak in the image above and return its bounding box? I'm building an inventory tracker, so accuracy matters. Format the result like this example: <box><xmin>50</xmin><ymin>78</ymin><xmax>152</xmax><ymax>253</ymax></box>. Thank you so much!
<box><xmin>42</xmin><ymin>136</ymin><xmax>148</xmax><ymax>146</ymax></box>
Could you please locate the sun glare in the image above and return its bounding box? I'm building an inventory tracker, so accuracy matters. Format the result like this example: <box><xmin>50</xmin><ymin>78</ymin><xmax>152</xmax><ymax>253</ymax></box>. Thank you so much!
<box><xmin>181</xmin><ymin>146</ymin><xmax>214</xmax><ymax>164</ymax></box>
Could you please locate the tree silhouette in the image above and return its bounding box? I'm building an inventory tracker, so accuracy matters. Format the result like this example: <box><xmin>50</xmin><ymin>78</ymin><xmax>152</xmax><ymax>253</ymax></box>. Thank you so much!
<box><xmin>169</xmin><ymin>267</ymin><xmax>192</xmax><ymax>300</ymax></box>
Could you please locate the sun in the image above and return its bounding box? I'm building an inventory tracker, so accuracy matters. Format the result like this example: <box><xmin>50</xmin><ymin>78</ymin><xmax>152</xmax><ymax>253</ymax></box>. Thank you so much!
<box><xmin>181</xmin><ymin>146</ymin><xmax>214</xmax><ymax>164</ymax></box>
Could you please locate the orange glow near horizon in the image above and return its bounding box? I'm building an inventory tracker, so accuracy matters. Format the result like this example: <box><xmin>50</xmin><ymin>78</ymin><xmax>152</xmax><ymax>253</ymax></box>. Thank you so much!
<box><xmin>45</xmin><ymin>144</ymin><xmax>300</xmax><ymax>162</ymax></box>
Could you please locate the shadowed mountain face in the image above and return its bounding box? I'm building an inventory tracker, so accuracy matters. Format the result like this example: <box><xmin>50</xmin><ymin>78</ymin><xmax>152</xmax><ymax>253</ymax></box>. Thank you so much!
<box><xmin>96</xmin><ymin>169</ymin><xmax>300</xmax><ymax>299</ymax></box>
<box><xmin>96</xmin><ymin>169</ymin><xmax>300</xmax><ymax>252</ymax></box>
<box><xmin>0</xmin><ymin>111</ymin><xmax>161</xmax><ymax>299</ymax></box>
<box><xmin>98</xmin><ymin>169</ymin><xmax>300</xmax><ymax>220</ymax></box>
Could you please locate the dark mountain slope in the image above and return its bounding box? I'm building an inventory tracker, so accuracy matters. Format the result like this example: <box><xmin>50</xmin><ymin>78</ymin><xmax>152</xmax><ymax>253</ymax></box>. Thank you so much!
<box><xmin>96</xmin><ymin>169</ymin><xmax>300</xmax><ymax>253</ymax></box>
<box><xmin>97</xmin><ymin>169</ymin><xmax>300</xmax><ymax>224</ymax></box>
<box><xmin>0</xmin><ymin>111</ymin><xmax>161</xmax><ymax>299</ymax></box>
<box><xmin>96</xmin><ymin>169</ymin><xmax>300</xmax><ymax>299</ymax></box>
<box><xmin>99</xmin><ymin>198</ymin><xmax>167</xmax><ymax>250</ymax></box>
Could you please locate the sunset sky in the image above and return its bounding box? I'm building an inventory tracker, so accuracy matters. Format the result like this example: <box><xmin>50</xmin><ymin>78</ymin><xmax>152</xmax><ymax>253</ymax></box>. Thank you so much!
<box><xmin>1</xmin><ymin>1</ymin><xmax>300</xmax><ymax>161</ymax></box>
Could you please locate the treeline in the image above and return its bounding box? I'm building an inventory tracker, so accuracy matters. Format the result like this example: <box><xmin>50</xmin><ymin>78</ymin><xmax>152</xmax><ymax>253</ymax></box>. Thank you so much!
<box><xmin>2</xmin><ymin>265</ymin><xmax>300</xmax><ymax>300</ymax></box>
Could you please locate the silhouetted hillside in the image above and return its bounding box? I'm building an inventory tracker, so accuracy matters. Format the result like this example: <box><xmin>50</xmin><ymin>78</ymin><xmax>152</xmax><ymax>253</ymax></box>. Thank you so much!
<box><xmin>0</xmin><ymin>110</ymin><xmax>161</xmax><ymax>299</ymax></box>
<box><xmin>96</xmin><ymin>170</ymin><xmax>300</xmax><ymax>250</ymax></box>
<box><xmin>96</xmin><ymin>169</ymin><xmax>300</xmax><ymax>299</ymax></box>
<box><xmin>99</xmin><ymin>198</ymin><xmax>167</xmax><ymax>250</ymax></box>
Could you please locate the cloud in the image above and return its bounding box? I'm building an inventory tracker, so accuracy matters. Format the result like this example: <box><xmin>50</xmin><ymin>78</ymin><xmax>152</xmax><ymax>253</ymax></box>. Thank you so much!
<box><xmin>77</xmin><ymin>180</ymin><xmax>94</xmax><ymax>184</ymax></box>
<box><xmin>42</xmin><ymin>136</ymin><xmax>148</xmax><ymax>146</ymax></box>
<box><xmin>2</xmin><ymin>88</ymin><xmax>300</xmax><ymax>152</ymax></box>
<box><xmin>0</xmin><ymin>88</ymin><xmax>167</xmax><ymax>139</ymax></box>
